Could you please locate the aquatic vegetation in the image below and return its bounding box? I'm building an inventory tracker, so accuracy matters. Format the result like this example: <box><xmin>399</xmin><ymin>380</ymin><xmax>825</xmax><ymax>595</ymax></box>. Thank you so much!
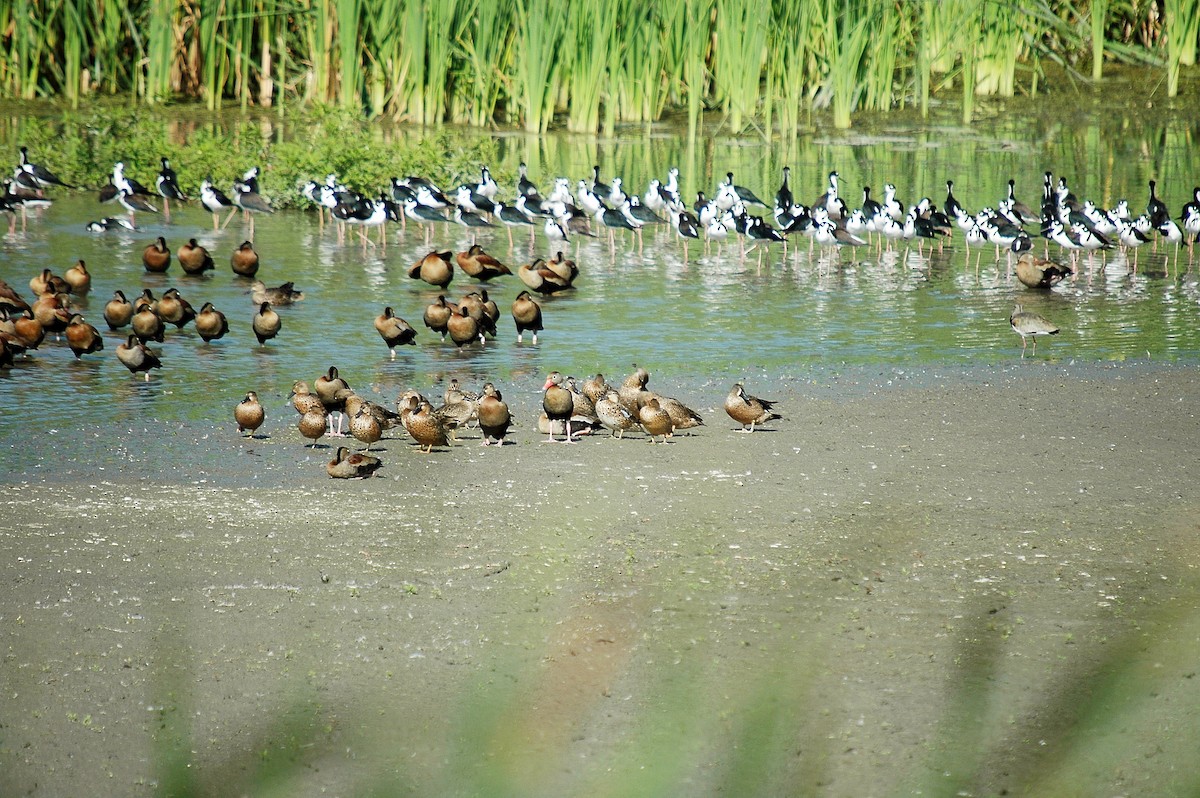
<box><xmin>0</xmin><ymin>0</ymin><xmax>1195</xmax><ymax>130</ymax></box>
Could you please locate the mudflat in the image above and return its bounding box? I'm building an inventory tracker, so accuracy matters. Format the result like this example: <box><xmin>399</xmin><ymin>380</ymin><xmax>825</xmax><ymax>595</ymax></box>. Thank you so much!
<box><xmin>2</xmin><ymin>361</ymin><xmax>1199</xmax><ymax>797</ymax></box>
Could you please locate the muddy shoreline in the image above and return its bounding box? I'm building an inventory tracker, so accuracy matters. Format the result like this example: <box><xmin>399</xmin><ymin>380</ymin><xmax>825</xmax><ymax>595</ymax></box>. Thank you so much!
<box><xmin>3</xmin><ymin>360</ymin><xmax>1199</xmax><ymax>796</ymax></box>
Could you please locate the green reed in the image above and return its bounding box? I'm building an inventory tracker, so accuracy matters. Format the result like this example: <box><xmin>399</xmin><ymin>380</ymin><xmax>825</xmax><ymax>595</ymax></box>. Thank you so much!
<box><xmin>0</xmin><ymin>0</ymin><xmax>1195</xmax><ymax>130</ymax></box>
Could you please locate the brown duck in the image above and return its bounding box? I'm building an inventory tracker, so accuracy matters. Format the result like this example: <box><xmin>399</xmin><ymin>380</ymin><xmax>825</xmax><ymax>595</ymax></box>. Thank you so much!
<box><xmin>156</xmin><ymin>288</ymin><xmax>196</xmax><ymax>328</ymax></box>
<box><xmin>133</xmin><ymin>288</ymin><xmax>156</xmax><ymax>313</ymax></box>
<box><xmin>456</xmin><ymin>244</ymin><xmax>511</xmax><ymax>281</ymax></box>
<box><xmin>250</xmin><ymin>280</ymin><xmax>304</xmax><ymax>305</ymax></box>
<box><xmin>511</xmin><ymin>290</ymin><xmax>543</xmax><ymax>344</ymax></box>
<box><xmin>596</xmin><ymin>390</ymin><xmax>638</xmax><ymax>439</ymax></box>
<box><xmin>63</xmin><ymin>260</ymin><xmax>91</xmax><ymax>294</ymax></box>
<box><xmin>447</xmin><ymin>306</ymin><xmax>481</xmax><ymax>347</ymax></box>
<box><xmin>617</xmin><ymin>366</ymin><xmax>651</xmax><ymax>414</ymax></box>
<box><xmin>655</xmin><ymin>395</ymin><xmax>704</xmax><ymax>433</ymax></box>
<box><xmin>542</xmin><ymin>371</ymin><xmax>576</xmax><ymax>443</ymax></box>
<box><xmin>638</xmin><ymin>397</ymin><xmax>674</xmax><ymax>443</ymax></box>
<box><xmin>408</xmin><ymin>250</ymin><xmax>454</xmax><ymax>288</ymax></box>
<box><xmin>375</xmin><ymin>306</ymin><xmax>417</xmax><ymax>358</ymax></box>
<box><xmin>582</xmin><ymin>373</ymin><xmax>613</xmax><ymax>405</ymax></box>
<box><xmin>405</xmin><ymin>400</ymin><xmax>451</xmax><ymax>453</ymax></box>
<box><xmin>10</xmin><ymin>309</ymin><xmax>45</xmax><ymax>350</ymax></box>
<box><xmin>103</xmin><ymin>290</ymin><xmax>133</xmax><ymax>330</ymax></box>
<box><xmin>195</xmin><ymin>302</ymin><xmax>229</xmax><ymax>342</ymax></box>
<box><xmin>252</xmin><ymin>301</ymin><xmax>281</xmax><ymax>344</ymax></box>
<box><xmin>348</xmin><ymin>402</ymin><xmax>383</xmax><ymax>451</ymax></box>
<box><xmin>289</xmin><ymin>380</ymin><xmax>325</xmax><ymax>415</ymax></box>
<box><xmin>64</xmin><ymin>314</ymin><xmax>104</xmax><ymax>358</ymax></box>
<box><xmin>142</xmin><ymin>237</ymin><xmax>171</xmax><ymax>273</ymax></box>
<box><xmin>315</xmin><ymin>366</ymin><xmax>351</xmax><ymax>434</ymax></box>
<box><xmin>116</xmin><ymin>334</ymin><xmax>162</xmax><ymax>380</ymax></box>
<box><xmin>477</xmin><ymin>382</ymin><xmax>511</xmax><ymax>446</ymax></box>
<box><xmin>327</xmin><ymin>446</ymin><xmax>382</xmax><ymax>479</ymax></box>
<box><xmin>32</xmin><ymin>292</ymin><xmax>72</xmax><ymax>335</ymax></box>
<box><xmin>423</xmin><ymin>295</ymin><xmax>457</xmax><ymax>339</ymax></box>
<box><xmin>131</xmin><ymin>303</ymin><xmax>165</xmax><ymax>343</ymax></box>
<box><xmin>298</xmin><ymin>407</ymin><xmax>328</xmax><ymax>447</ymax></box>
<box><xmin>724</xmin><ymin>381</ymin><xmax>782</xmax><ymax>432</ymax></box>
<box><xmin>30</xmin><ymin>268</ymin><xmax>69</xmax><ymax>297</ymax></box>
<box><xmin>518</xmin><ymin>258</ymin><xmax>573</xmax><ymax>294</ymax></box>
<box><xmin>178</xmin><ymin>238</ymin><xmax>215</xmax><ymax>275</ymax></box>
<box><xmin>230</xmin><ymin>241</ymin><xmax>260</xmax><ymax>277</ymax></box>
<box><xmin>235</xmin><ymin>391</ymin><xmax>266</xmax><ymax>436</ymax></box>
<box><xmin>459</xmin><ymin>291</ymin><xmax>497</xmax><ymax>338</ymax></box>
<box><xmin>0</xmin><ymin>279</ymin><xmax>31</xmax><ymax>314</ymax></box>
<box><xmin>1015</xmin><ymin>253</ymin><xmax>1073</xmax><ymax>289</ymax></box>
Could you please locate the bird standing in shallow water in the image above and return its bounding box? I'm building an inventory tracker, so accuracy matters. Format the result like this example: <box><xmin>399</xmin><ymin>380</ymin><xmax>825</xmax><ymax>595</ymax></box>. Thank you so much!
<box><xmin>511</xmin><ymin>290</ymin><xmax>543</xmax><ymax>344</ymax></box>
<box><xmin>724</xmin><ymin>382</ymin><xmax>782</xmax><ymax>432</ymax></box>
<box><xmin>252</xmin><ymin>301</ymin><xmax>280</xmax><ymax>344</ymax></box>
<box><xmin>375</xmin><ymin>307</ymin><xmax>417</xmax><ymax>358</ymax></box>
<box><xmin>116</xmin><ymin>334</ymin><xmax>162</xmax><ymax>381</ymax></box>
<box><xmin>235</xmin><ymin>391</ymin><xmax>265</xmax><ymax>436</ymax></box>
<box><xmin>1010</xmin><ymin>303</ymin><xmax>1059</xmax><ymax>357</ymax></box>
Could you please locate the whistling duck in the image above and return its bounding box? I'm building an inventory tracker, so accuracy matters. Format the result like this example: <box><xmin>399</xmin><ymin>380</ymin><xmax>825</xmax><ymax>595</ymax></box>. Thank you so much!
<box><xmin>230</xmin><ymin>241</ymin><xmax>260</xmax><ymax>277</ymax></box>
<box><xmin>32</xmin><ymin>292</ymin><xmax>72</xmax><ymax>335</ymax></box>
<box><xmin>252</xmin><ymin>301</ymin><xmax>280</xmax><ymax>344</ymax></box>
<box><xmin>63</xmin><ymin>261</ymin><xmax>91</xmax><ymax>294</ymax></box>
<box><xmin>130</xmin><ymin>303</ymin><xmax>164</xmax><ymax>343</ymax></box>
<box><xmin>1015</xmin><ymin>254</ymin><xmax>1073</xmax><ymax>289</ymax></box>
<box><xmin>1010</xmin><ymin>303</ymin><xmax>1059</xmax><ymax>357</ymax></box>
<box><xmin>195</xmin><ymin>302</ymin><xmax>229</xmax><ymax>342</ymax></box>
<box><xmin>517</xmin><ymin>259</ymin><xmax>572</xmax><ymax>295</ymax></box>
<box><xmin>327</xmin><ymin>446</ymin><xmax>382</xmax><ymax>479</ymax></box>
<box><xmin>64</xmin><ymin>314</ymin><xmax>104</xmax><ymax>358</ymax></box>
<box><xmin>116</xmin><ymin>334</ymin><xmax>162</xmax><ymax>380</ymax></box>
<box><xmin>142</xmin><ymin>237</ymin><xmax>171</xmax><ymax>273</ymax></box>
<box><xmin>156</xmin><ymin>288</ymin><xmax>196</xmax><ymax>328</ymax></box>
<box><xmin>456</xmin><ymin>244</ymin><xmax>511</xmax><ymax>281</ymax></box>
<box><xmin>511</xmin><ymin>291</ymin><xmax>543</xmax><ymax>344</ymax></box>
<box><xmin>408</xmin><ymin>250</ymin><xmax>454</xmax><ymax>288</ymax></box>
<box><xmin>235</xmin><ymin>391</ymin><xmax>266</xmax><ymax>436</ymax></box>
<box><xmin>542</xmin><ymin>371</ymin><xmax>576</xmax><ymax>443</ymax></box>
<box><xmin>10</xmin><ymin>309</ymin><xmax>44</xmax><ymax>350</ymax></box>
<box><xmin>178</xmin><ymin>239</ymin><xmax>214</xmax><ymax>276</ymax></box>
<box><xmin>0</xmin><ymin>279</ymin><xmax>31</xmax><ymax>314</ymax></box>
<box><xmin>30</xmin><ymin>268</ymin><xmax>69</xmax><ymax>297</ymax></box>
<box><xmin>423</xmin><ymin>295</ymin><xmax>456</xmax><ymax>339</ymax></box>
<box><xmin>477</xmin><ymin>383</ymin><xmax>511</xmax><ymax>446</ymax></box>
<box><xmin>638</xmin><ymin>397</ymin><xmax>674</xmax><ymax>444</ymax></box>
<box><xmin>447</xmin><ymin>306</ymin><xmax>481</xmax><ymax>347</ymax></box>
<box><xmin>459</xmin><ymin>291</ymin><xmax>497</xmax><ymax>338</ymax></box>
<box><xmin>374</xmin><ymin>307</ymin><xmax>417</xmax><ymax>358</ymax></box>
<box><xmin>724</xmin><ymin>382</ymin><xmax>782</xmax><ymax>432</ymax></box>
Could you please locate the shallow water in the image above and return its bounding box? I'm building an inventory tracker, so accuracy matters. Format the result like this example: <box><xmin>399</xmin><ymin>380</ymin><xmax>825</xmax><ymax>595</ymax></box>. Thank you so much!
<box><xmin>2</xmin><ymin>104</ymin><xmax>1200</xmax><ymax>443</ymax></box>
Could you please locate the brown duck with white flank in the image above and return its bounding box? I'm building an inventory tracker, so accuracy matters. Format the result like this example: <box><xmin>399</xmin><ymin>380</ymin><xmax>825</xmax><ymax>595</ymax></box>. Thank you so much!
<box><xmin>235</xmin><ymin>391</ymin><xmax>266</xmax><ymax>436</ymax></box>
<box><xmin>327</xmin><ymin>446</ymin><xmax>382</xmax><ymax>479</ymax></box>
<box><xmin>724</xmin><ymin>381</ymin><xmax>782</xmax><ymax>432</ymax></box>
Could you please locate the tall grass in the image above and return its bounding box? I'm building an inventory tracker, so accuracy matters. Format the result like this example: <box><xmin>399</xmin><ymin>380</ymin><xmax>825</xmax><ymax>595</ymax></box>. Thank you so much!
<box><xmin>0</xmin><ymin>0</ymin><xmax>1195</xmax><ymax>129</ymax></box>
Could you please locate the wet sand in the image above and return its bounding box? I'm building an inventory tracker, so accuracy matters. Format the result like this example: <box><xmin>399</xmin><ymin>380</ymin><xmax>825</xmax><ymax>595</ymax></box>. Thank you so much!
<box><xmin>2</xmin><ymin>361</ymin><xmax>1199</xmax><ymax>796</ymax></box>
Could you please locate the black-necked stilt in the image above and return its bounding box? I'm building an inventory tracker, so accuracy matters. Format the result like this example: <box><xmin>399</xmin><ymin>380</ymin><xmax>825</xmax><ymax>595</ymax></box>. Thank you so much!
<box><xmin>118</xmin><ymin>188</ymin><xmax>157</xmax><ymax>226</ymax></box>
<box><xmin>155</xmin><ymin>157</ymin><xmax>187</xmax><ymax>222</ymax></box>
<box><xmin>670</xmin><ymin>207</ymin><xmax>700</xmax><ymax>262</ymax></box>
<box><xmin>233</xmin><ymin>168</ymin><xmax>273</xmax><ymax>240</ymax></box>
<box><xmin>475</xmin><ymin>166</ymin><xmax>499</xmax><ymax>200</ymax></box>
<box><xmin>590</xmin><ymin>165</ymin><xmax>611</xmax><ymax>199</ymax></box>
<box><xmin>454</xmin><ymin>184</ymin><xmax>495</xmax><ymax>216</ymax></box>
<box><xmin>943</xmin><ymin>181</ymin><xmax>963</xmax><ymax>221</ymax></box>
<box><xmin>775</xmin><ymin>167</ymin><xmax>793</xmax><ymax>219</ymax></box>
<box><xmin>517</xmin><ymin>162</ymin><xmax>541</xmax><ymax>200</ymax></box>
<box><xmin>16</xmin><ymin>146</ymin><xmax>73</xmax><ymax>191</ymax></box>
<box><xmin>1010</xmin><ymin>303</ymin><xmax>1059</xmax><ymax>357</ymax></box>
<box><xmin>495</xmin><ymin>198</ymin><xmax>536</xmax><ymax>247</ymax></box>
<box><xmin>722</xmin><ymin>171</ymin><xmax>766</xmax><ymax>207</ymax></box>
<box><xmin>403</xmin><ymin>199</ymin><xmax>447</xmax><ymax>244</ymax></box>
<box><xmin>454</xmin><ymin>205</ymin><xmax>494</xmax><ymax>244</ymax></box>
<box><xmin>1147</xmin><ymin>179</ymin><xmax>1170</xmax><ymax>227</ymax></box>
<box><xmin>85</xmin><ymin>216</ymin><xmax>136</xmax><ymax>233</ymax></box>
<box><xmin>200</xmin><ymin>178</ymin><xmax>236</xmax><ymax>230</ymax></box>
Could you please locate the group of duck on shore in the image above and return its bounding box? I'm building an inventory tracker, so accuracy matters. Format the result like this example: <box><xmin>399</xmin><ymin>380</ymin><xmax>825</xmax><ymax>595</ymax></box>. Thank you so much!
<box><xmin>231</xmin><ymin>365</ymin><xmax>784</xmax><ymax>478</ymax></box>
